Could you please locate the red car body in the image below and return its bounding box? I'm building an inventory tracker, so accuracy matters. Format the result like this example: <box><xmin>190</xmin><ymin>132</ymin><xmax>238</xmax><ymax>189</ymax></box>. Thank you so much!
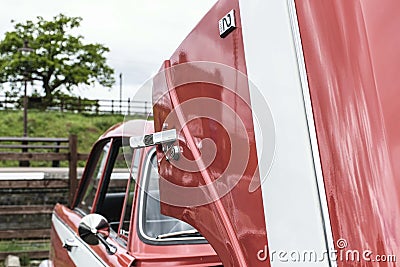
<box><xmin>51</xmin><ymin>0</ymin><xmax>400</xmax><ymax>266</ymax></box>
<box><xmin>50</xmin><ymin>120</ymin><xmax>221</xmax><ymax>266</ymax></box>
<box><xmin>152</xmin><ymin>0</ymin><xmax>400</xmax><ymax>266</ymax></box>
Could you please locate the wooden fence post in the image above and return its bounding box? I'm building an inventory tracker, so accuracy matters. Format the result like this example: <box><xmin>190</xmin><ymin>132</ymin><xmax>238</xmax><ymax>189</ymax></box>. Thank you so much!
<box><xmin>19</xmin><ymin>139</ymin><xmax>30</xmax><ymax>167</ymax></box>
<box><xmin>52</xmin><ymin>141</ymin><xmax>60</xmax><ymax>167</ymax></box>
<box><xmin>68</xmin><ymin>134</ymin><xmax>78</xmax><ymax>207</ymax></box>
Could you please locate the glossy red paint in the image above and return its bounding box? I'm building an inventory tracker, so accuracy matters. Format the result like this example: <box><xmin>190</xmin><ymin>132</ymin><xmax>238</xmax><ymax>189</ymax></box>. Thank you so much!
<box><xmin>129</xmin><ymin>240</ymin><xmax>220</xmax><ymax>267</ymax></box>
<box><xmin>50</xmin><ymin>222</ymin><xmax>74</xmax><ymax>267</ymax></box>
<box><xmin>152</xmin><ymin>0</ymin><xmax>268</xmax><ymax>266</ymax></box>
<box><xmin>296</xmin><ymin>0</ymin><xmax>400</xmax><ymax>265</ymax></box>
<box><xmin>99</xmin><ymin>120</ymin><xmax>154</xmax><ymax>141</ymax></box>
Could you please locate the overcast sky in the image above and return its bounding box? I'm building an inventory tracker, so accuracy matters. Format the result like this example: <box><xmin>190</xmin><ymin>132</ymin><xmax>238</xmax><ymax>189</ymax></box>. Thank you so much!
<box><xmin>0</xmin><ymin>0</ymin><xmax>217</xmax><ymax>101</ymax></box>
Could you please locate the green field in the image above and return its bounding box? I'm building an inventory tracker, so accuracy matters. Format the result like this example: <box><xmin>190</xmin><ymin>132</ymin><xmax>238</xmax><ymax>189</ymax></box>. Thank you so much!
<box><xmin>0</xmin><ymin>110</ymin><xmax>144</xmax><ymax>167</ymax></box>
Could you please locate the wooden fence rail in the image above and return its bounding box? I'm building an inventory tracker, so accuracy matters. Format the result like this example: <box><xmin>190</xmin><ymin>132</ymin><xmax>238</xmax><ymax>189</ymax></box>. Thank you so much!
<box><xmin>0</xmin><ymin>135</ymin><xmax>89</xmax><ymax>242</ymax></box>
<box><xmin>0</xmin><ymin>135</ymin><xmax>88</xmax><ymax>204</ymax></box>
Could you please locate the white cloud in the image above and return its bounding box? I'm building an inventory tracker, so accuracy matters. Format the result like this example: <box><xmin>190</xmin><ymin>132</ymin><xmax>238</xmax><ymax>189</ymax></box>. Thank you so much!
<box><xmin>0</xmin><ymin>0</ymin><xmax>217</xmax><ymax>100</ymax></box>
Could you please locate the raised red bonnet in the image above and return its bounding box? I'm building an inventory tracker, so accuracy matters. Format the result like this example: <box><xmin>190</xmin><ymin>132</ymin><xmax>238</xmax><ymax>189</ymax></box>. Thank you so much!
<box><xmin>153</xmin><ymin>0</ymin><xmax>400</xmax><ymax>266</ymax></box>
<box><xmin>152</xmin><ymin>0</ymin><xmax>269</xmax><ymax>266</ymax></box>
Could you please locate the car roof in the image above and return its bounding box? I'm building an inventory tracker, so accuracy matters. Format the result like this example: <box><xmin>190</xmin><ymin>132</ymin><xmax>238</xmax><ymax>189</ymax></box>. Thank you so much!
<box><xmin>99</xmin><ymin>119</ymin><xmax>154</xmax><ymax>140</ymax></box>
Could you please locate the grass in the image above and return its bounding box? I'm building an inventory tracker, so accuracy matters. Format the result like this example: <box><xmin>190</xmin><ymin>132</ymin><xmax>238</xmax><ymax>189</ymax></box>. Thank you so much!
<box><xmin>0</xmin><ymin>239</ymin><xmax>50</xmax><ymax>266</ymax></box>
<box><xmin>0</xmin><ymin>239</ymin><xmax>49</xmax><ymax>252</ymax></box>
<box><xmin>0</xmin><ymin>110</ymin><xmax>146</xmax><ymax>167</ymax></box>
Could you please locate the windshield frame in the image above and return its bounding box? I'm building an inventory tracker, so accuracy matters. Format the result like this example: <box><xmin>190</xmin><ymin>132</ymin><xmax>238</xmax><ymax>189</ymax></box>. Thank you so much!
<box><xmin>137</xmin><ymin>148</ymin><xmax>207</xmax><ymax>245</ymax></box>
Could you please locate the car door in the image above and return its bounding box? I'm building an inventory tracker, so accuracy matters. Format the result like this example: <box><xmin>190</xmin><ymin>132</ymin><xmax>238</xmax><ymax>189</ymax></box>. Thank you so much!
<box><xmin>51</xmin><ymin>137</ymin><xmax>137</xmax><ymax>267</ymax></box>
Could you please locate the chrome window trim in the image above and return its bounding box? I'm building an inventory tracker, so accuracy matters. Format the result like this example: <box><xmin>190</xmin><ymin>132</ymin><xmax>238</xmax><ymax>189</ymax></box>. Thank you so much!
<box><xmin>137</xmin><ymin>148</ymin><xmax>205</xmax><ymax>243</ymax></box>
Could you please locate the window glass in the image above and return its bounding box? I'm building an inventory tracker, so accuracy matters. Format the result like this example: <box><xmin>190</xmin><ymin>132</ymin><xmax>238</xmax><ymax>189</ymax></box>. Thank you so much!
<box><xmin>76</xmin><ymin>137</ymin><xmax>135</xmax><ymax>237</ymax></box>
<box><xmin>95</xmin><ymin>138</ymin><xmax>133</xmax><ymax>233</ymax></box>
<box><xmin>141</xmin><ymin>154</ymin><xmax>198</xmax><ymax>240</ymax></box>
<box><xmin>118</xmin><ymin>149</ymin><xmax>141</xmax><ymax>239</ymax></box>
<box><xmin>77</xmin><ymin>140</ymin><xmax>111</xmax><ymax>214</ymax></box>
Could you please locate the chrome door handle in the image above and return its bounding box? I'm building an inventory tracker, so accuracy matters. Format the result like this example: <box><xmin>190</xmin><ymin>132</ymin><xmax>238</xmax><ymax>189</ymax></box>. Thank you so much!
<box><xmin>63</xmin><ymin>238</ymin><xmax>78</xmax><ymax>252</ymax></box>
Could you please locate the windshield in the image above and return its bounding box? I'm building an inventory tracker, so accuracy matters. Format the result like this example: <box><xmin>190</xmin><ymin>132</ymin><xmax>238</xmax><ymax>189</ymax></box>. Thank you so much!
<box><xmin>139</xmin><ymin>152</ymin><xmax>204</xmax><ymax>243</ymax></box>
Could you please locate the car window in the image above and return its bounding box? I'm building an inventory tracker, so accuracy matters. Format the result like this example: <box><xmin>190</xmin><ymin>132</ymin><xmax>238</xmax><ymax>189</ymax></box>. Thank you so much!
<box><xmin>76</xmin><ymin>137</ymin><xmax>142</xmax><ymax>248</ymax></box>
<box><xmin>94</xmin><ymin>138</ymin><xmax>133</xmax><ymax>231</ymax></box>
<box><xmin>77</xmin><ymin>140</ymin><xmax>112</xmax><ymax>214</ymax></box>
<box><xmin>118</xmin><ymin>149</ymin><xmax>141</xmax><ymax>240</ymax></box>
<box><xmin>139</xmin><ymin>152</ymin><xmax>204</xmax><ymax>243</ymax></box>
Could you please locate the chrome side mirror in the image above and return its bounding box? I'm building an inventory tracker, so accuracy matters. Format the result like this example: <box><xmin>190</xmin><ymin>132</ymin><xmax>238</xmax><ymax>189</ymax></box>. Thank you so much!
<box><xmin>78</xmin><ymin>213</ymin><xmax>117</xmax><ymax>255</ymax></box>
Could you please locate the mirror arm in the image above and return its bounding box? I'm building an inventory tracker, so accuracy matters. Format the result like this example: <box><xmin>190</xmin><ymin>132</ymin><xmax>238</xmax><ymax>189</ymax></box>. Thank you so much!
<box><xmin>96</xmin><ymin>233</ymin><xmax>117</xmax><ymax>255</ymax></box>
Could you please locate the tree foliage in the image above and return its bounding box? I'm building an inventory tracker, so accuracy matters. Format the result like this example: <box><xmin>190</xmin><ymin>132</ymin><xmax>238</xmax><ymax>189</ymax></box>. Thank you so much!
<box><xmin>0</xmin><ymin>14</ymin><xmax>115</xmax><ymax>101</ymax></box>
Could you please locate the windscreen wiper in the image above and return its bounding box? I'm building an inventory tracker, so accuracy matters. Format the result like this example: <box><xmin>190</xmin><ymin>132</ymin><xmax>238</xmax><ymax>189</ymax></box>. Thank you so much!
<box><xmin>156</xmin><ymin>229</ymin><xmax>202</xmax><ymax>239</ymax></box>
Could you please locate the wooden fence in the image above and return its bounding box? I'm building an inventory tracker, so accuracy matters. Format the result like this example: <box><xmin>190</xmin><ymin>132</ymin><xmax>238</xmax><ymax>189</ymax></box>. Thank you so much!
<box><xmin>0</xmin><ymin>136</ymin><xmax>88</xmax><ymax>203</ymax></box>
<box><xmin>0</xmin><ymin>178</ymin><xmax>69</xmax><ymax>240</ymax></box>
<box><xmin>0</xmin><ymin>135</ymin><xmax>89</xmax><ymax>243</ymax></box>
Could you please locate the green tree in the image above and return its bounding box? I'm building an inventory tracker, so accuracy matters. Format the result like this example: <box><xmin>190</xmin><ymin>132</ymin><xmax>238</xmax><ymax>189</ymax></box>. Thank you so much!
<box><xmin>0</xmin><ymin>14</ymin><xmax>115</xmax><ymax>103</ymax></box>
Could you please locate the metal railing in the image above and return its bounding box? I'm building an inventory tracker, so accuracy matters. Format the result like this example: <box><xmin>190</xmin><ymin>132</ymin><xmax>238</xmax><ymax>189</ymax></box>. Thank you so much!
<box><xmin>0</xmin><ymin>94</ymin><xmax>153</xmax><ymax>116</ymax></box>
